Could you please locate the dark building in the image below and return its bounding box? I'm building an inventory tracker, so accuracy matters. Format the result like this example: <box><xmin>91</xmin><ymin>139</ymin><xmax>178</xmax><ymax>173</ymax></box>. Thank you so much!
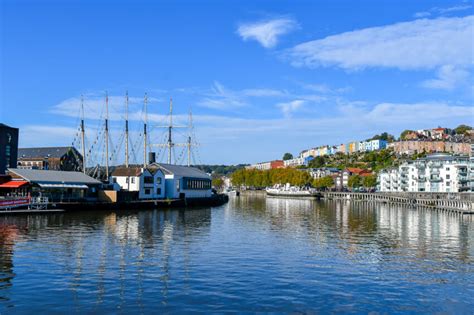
<box><xmin>0</xmin><ymin>124</ymin><xmax>19</xmax><ymax>175</ymax></box>
<box><xmin>17</xmin><ymin>146</ymin><xmax>83</xmax><ymax>172</ymax></box>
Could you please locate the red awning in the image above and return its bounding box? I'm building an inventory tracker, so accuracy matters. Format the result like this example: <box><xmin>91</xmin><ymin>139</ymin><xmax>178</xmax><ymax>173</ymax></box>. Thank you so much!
<box><xmin>0</xmin><ymin>181</ymin><xmax>29</xmax><ymax>188</ymax></box>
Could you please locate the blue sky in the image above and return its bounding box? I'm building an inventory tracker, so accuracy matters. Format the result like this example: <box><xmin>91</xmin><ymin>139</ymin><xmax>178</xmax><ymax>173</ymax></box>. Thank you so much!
<box><xmin>1</xmin><ymin>0</ymin><xmax>473</xmax><ymax>165</ymax></box>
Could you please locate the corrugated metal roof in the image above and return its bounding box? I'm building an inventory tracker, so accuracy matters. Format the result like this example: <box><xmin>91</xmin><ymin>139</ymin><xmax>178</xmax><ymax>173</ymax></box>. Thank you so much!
<box><xmin>7</xmin><ymin>168</ymin><xmax>101</xmax><ymax>185</ymax></box>
<box><xmin>18</xmin><ymin>147</ymin><xmax>79</xmax><ymax>159</ymax></box>
<box><xmin>149</xmin><ymin>163</ymin><xmax>210</xmax><ymax>179</ymax></box>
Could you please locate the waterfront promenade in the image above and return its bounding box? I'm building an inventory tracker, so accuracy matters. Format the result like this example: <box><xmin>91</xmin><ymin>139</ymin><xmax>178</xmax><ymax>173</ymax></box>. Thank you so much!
<box><xmin>322</xmin><ymin>192</ymin><xmax>474</xmax><ymax>214</ymax></box>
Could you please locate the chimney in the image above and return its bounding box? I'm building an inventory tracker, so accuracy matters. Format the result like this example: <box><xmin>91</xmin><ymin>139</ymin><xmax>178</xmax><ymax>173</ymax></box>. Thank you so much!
<box><xmin>148</xmin><ymin>152</ymin><xmax>156</xmax><ymax>164</ymax></box>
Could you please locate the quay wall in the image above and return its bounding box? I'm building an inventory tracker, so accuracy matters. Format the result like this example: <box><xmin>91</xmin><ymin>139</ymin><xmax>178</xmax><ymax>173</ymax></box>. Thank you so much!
<box><xmin>322</xmin><ymin>192</ymin><xmax>474</xmax><ymax>214</ymax></box>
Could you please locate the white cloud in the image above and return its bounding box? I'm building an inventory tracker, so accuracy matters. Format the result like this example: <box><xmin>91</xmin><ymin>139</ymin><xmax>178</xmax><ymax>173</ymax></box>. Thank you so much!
<box><xmin>197</xmin><ymin>81</ymin><xmax>247</xmax><ymax>110</ymax></box>
<box><xmin>277</xmin><ymin>99</ymin><xmax>305</xmax><ymax>117</ymax></box>
<box><xmin>242</xmin><ymin>88</ymin><xmax>287</xmax><ymax>97</ymax></box>
<box><xmin>415</xmin><ymin>4</ymin><xmax>473</xmax><ymax>18</ymax></box>
<box><xmin>237</xmin><ymin>18</ymin><xmax>298</xmax><ymax>48</ymax></box>
<box><xmin>50</xmin><ymin>94</ymin><xmax>160</xmax><ymax>121</ymax></box>
<box><xmin>421</xmin><ymin>65</ymin><xmax>470</xmax><ymax>90</ymax></box>
<box><xmin>286</xmin><ymin>16</ymin><xmax>473</xmax><ymax>70</ymax></box>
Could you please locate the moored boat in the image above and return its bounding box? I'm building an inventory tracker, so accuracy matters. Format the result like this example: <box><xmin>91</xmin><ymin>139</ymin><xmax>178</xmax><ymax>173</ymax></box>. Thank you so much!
<box><xmin>265</xmin><ymin>184</ymin><xmax>320</xmax><ymax>199</ymax></box>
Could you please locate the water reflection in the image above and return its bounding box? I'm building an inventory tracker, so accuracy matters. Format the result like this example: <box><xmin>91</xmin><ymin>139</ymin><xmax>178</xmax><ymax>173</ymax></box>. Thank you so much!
<box><xmin>232</xmin><ymin>193</ymin><xmax>473</xmax><ymax>264</ymax></box>
<box><xmin>0</xmin><ymin>196</ymin><xmax>472</xmax><ymax>313</ymax></box>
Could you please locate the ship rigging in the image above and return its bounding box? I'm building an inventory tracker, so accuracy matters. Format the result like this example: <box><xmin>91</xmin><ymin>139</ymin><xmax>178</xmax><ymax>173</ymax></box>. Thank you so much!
<box><xmin>71</xmin><ymin>92</ymin><xmax>201</xmax><ymax>181</ymax></box>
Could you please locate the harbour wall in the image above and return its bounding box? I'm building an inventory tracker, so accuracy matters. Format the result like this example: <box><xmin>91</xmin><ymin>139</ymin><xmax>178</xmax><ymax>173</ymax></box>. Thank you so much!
<box><xmin>322</xmin><ymin>192</ymin><xmax>474</xmax><ymax>214</ymax></box>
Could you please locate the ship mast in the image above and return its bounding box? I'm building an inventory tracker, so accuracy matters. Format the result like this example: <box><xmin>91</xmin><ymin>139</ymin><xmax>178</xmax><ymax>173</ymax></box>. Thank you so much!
<box><xmin>143</xmin><ymin>93</ymin><xmax>148</xmax><ymax>167</ymax></box>
<box><xmin>167</xmin><ymin>97</ymin><xmax>173</xmax><ymax>164</ymax></box>
<box><xmin>187</xmin><ymin>108</ymin><xmax>193</xmax><ymax>167</ymax></box>
<box><xmin>105</xmin><ymin>91</ymin><xmax>109</xmax><ymax>180</ymax></box>
<box><xmin>125</xmin><ymin>91</ymin><xmax>129</xmax><ymax>168</ymax></box>
<box><xmin>80</xmin><ymin>94</ymin><xmax>86</xmax><ymax>174</ymax></box>
<box><xmin>151</xmin><ymin>97</ymin><xmax>187</xmax><ymax>165</ymax></box>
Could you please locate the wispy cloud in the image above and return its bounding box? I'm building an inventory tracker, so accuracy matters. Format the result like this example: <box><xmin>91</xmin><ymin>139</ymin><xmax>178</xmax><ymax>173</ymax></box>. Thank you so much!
<box><xmin>197</xmin><ymin>81</ymin><xmax>248</xmax><ymax>110</ymax></box>
<box><xmin>26</xmin><ymin>97</ymin><xmax>473</xmax><ymax>164</ymax></box>
<box><xmin>277</xmin><ymin>99</ymin><xmax>305</xmax><ymax>117</ymax></box>
<box><xmin>242</xmin><ymin>88</ymin><xmax>287</xmax><ymax>97</ymax></box>
<box><xmin>237</xmin><ymin>18</ymin><xmax>299</xmax><ymax>48</ymax></box>
<box><xmin>285</xmin><ymin>16</ymin><xmax>473</xmax><ymax>70</ymax></box>
<box><xmin>50</xmin><ymin>94</ymin><xmax>159</xmax><ymax>121</ymax></box>
<box><xmin>421</xmin><ymin>65</ymin><xmax>470</xmax><ymax>90</ymax></box>
<box><xmin>414</xmin><ymin>4</ymin><xmax>472</xmax><ymax>18</ymax></box>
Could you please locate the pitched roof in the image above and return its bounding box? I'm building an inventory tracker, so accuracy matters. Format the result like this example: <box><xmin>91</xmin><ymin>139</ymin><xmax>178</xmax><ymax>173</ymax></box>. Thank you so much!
<box><xmin>345</xmin><ymin>167</ymin><xmax>372</xmax><ymax>175</ymax></box>
<box><xmin>7</xmin><ymin>168</ymin><xmax>101</xmax><ymax>185</ymax></box>
<box><xmin>111</xmin><ymin>167</ymin><xmax>144</xmax><ymax>177</ymax></box>
<box><xmin>18</xmin><ymin>147</ymin><xmax>80</xmax><ymax>159</ymax></box>
<box><xmin>149</xmin><ymin>163</ymin><xmax>210</xmax><ymax>179</ymax></box>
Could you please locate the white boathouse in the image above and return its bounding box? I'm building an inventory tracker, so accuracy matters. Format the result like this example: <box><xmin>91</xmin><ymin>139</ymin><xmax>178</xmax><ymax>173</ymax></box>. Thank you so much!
<box><xmin>150</xmin><ymin>163</ymin><xmax>212</xmax><ymax>199</ymax></box>
<box><xmin>111</xmin><ymin>166</ymin><xmax>165</xmax><ymax>199</ymax></box>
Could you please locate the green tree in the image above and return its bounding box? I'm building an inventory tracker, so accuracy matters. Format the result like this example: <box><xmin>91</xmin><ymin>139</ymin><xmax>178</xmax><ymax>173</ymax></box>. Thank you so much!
<box><xmin>348</xmin><ymin>175</ymin><xmax>362</xmax><ymax>189</ymax></box>
<box><xmin>313</xmin><ymin>176</ymin><xmax>334</xmax><ymax>190</ymax></box>
<box><xmin>283</xmin><ymin>153</ymin><xmax>293</xmax><ymax>160</ymax></box>
<box><xmin>454</xmin><ymin>124</ymin><xmax>472</xmax><ymax>135</ymax></box>
<box><xmin>308</xmin><ymin>156</ymin><xmax>326</xmax><ymax>168</ymax></box>
<box><xmin>212</xmin><ymin>178</ymin><xmax>224</xmax><ymax>190</ymax></box>
<box><xmin>362</xmin><ymin>175</ymin><xmax>377</xmax><ymax>188</ymax></box>
<box><xmin>400</xmin><ymin>129</ymin><xmax>414</xmax><ymax>140</ymax></box>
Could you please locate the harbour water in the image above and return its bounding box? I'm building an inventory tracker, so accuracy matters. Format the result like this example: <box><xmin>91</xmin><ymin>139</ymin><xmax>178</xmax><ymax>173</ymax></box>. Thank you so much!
<box><xmin>0</xmin><ymin>193</ymin><xmax>473</xmax><ymax>313</ymax></box>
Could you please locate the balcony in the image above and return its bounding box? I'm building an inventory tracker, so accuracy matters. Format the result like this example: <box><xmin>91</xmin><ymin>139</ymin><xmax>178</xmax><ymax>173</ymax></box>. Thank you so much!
<box><xmin>417</xmin><ymin>176</ymin><xmax>426</xmax><ymax>182</ymax></box>
<box><xmin>429</xmin><ymin>176</ymin><xmax>442</xmax><ymax>182</ymax></box>
<box><xmin>458</xmin><ymin>176</ymin><xmax>468</xmax><ymax>182</ymax></box>
<box><xmin>458</xmin><ymin>170</ymin><xmax>468</xmax><ymax>176</ymax></box>
<box><xmin>430</xmin><ymin>169</ymin><xmax>440</xmax><ymax>175</ymax></box>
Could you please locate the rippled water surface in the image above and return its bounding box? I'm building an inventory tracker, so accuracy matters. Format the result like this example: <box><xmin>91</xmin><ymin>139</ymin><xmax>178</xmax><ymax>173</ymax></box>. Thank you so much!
<box><xmin>0</xmin><ymin>193</ymin><xmax>473</xmax><ymax>313</ymax></box>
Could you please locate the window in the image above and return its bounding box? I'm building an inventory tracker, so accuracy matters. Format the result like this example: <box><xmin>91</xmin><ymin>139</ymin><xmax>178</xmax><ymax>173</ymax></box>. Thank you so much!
<box><xmin>126</xmin><ymin>177</ymin><xmax>129</xmax><ymax>183</ymax></box>
<box><xmin>446</xmin><ymin>167</ymin><xmax>450</xmax><ymax>171</ymax></box>
<box><xmin>446</xmin><ymin>182</ymin><xmax>450</xmax><ymax>186</ymax></box>
<box><xmin>156</xmin><ymin>177</ymin><xmax>161</xmax><ymax>184</ymax></box>
<box><xmin>156</xmin><ymin>188</ymin><xmax>161</xmax><ymax>195</ymax></box>
<box><xmin>131</xmin><ymin>177</ymin><xmax>135</xmax><ymax>184</ymax></box>
<box><xmin>446</xmin><ymin>174</ymin><xmax>450</xmax><ymax>179</ymax></box>
<box><xmin>144</xmin><ymin>176</ymin><xmax>154</xmax><ymax>184</ymax></box>
<box><xmin>144</xmin><ymin>188</ymin><xmax>151</xmax><ymax>195</ymax></box>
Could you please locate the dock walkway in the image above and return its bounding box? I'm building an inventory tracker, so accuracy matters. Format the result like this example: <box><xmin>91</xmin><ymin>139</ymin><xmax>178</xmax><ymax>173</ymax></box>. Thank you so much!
<box><xmin>322</xmin><ymin>192</ymin><xmax>474</xmax><ymax>214</ymax></box>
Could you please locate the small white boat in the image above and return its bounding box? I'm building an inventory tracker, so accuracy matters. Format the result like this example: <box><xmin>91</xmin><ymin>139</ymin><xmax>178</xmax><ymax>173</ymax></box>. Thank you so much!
<box><xmin>265</xmin><ymin>184</ymin><xmax>319</xmax><ymax>198</ymax></box>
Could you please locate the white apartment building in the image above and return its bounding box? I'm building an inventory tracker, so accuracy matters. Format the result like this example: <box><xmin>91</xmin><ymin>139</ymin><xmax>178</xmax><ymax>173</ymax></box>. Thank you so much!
<box><xmin>378</xmin><ymin>153</ymin><xmax>470</xmax><ymax>192</ymax></box>
<box><xmin>283</xmin><ymin>157</ymin><xmax>305</xmax><ymax>167</ymax></box>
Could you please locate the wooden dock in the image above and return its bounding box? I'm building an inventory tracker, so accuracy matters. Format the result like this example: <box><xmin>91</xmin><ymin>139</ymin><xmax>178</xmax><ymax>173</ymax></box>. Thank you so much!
<box><xmin>322</xmin><ymin>192</ymin><xmax>474</xmax><ymax>214</ymax></box>
<box><xmin>0</xmin><ymin>209</ymin><xmax>65</xmax><ymax>215</ymax></box>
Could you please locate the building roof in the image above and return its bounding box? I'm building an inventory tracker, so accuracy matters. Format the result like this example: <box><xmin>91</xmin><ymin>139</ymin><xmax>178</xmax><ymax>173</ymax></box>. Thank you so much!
<box><xmin>150</xmin><ymin>163</ymin><xmax>210</xmax><ymax>179</ymax></box>
<box><xmin>0</xmin><ymin>180</ymin><xmax>29</xmax><ymax>188</ymax></box>
<box><xmin>111</xmin><ymin>167</ymin><xmax>145</xmax><ymax>177</ymax></box>
<box><xmin>7</xmin><ymin>168</ymin><xmax>101</xmax><ymax>185</ymax></box>
<box><xmin>18</xmin><ymin>147</ymin><xmax>79</xmax><ymax>159</ymax></box>
<box><xmin>0</xmin><ymin>123</ymin><xmax>18</xmax><ymax>129</ymax></box>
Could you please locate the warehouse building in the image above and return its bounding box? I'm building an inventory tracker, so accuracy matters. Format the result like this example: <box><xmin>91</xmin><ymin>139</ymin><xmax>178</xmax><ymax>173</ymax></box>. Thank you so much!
<box><xmin>17</xmin><ymin>146</ymin><xmax>83</xmax><ymax>171</ymax></box>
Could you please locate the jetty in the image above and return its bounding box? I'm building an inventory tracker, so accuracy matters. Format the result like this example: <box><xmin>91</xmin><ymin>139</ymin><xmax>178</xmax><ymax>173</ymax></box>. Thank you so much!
<box><xmin>322</xmin><ymin>192</ymin><xmax>474</xmax><ymax>214</ymax></box>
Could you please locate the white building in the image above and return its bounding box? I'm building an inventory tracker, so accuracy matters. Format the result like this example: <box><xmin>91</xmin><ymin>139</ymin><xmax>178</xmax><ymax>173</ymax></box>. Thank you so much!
<box><xmin>152</xmin><ymin>163</ymin><xmax>212</xmax><ymax>199</ymax></box>
<box><xmin>111</xmin><ymin>167</ymin><xmax>165</xmax><ymax>199</ymax></box>
<box><xmin>284</xmin><ymin>157</ymin><xmax>305</xmax><ymax>168</ymax></box>
<box><xmin>309</xmin><ymin>167</ymin><xmax>340</xmax><ymax>179</ymax></box>
<box><xmin>377</xmin><ymin>153</ymin><xmax>470</xmax><ymax>192</ymax></box>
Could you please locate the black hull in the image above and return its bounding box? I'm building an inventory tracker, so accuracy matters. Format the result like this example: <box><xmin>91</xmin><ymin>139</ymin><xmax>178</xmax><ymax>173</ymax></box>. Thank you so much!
<box><xmin>54</xmin><ymin>194</ymin><xmax>229</xmax><ymax>212</ymax></box>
